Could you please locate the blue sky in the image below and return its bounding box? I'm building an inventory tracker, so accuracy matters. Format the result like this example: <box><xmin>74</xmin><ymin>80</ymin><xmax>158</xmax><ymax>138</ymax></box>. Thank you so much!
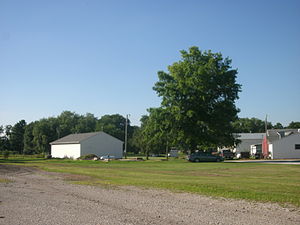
<box><xmin>1</xmin><ymin>0</ymin><xmax>299</xmax><ymax>126</ymax></box>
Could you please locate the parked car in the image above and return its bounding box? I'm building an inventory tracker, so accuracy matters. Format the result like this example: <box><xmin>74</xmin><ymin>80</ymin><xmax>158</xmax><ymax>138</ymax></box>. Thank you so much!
<box><xmin>151</xmin><ymin>154</ymin><xmax>163</xmax><ymax>157</ymax></box>
<box><xmin>187</xmin><ymin>152</ymin><xmax>224</xmax><ymax>162</ymax></box>
<box><xmin>220</xmin><ymin>149</ymin><xmax>235</xmax><ymax>160</ymax></box>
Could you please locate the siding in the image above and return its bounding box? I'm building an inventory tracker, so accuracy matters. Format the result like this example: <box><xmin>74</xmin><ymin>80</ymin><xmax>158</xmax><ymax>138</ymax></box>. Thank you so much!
<box><xmin>234</xmin><ymin>133</ymin><xmax>265</xmax><ymax>153</ymax></box>
<box><xmin>81</xmin><ymin>132</ymin><xmax>123</xmax><ymax>158</ymax></box>
<box><xmin>236</xmin><ymin>139</ymin><xmax>263</xmax><ymax>153</ymax></box>
<box><xmin>271</xmin><ymin>133</ymin><xmax>300</xmax><ymax>159</ymax></box>
<box><xmin>51</xmin><ymin>144</ymin><xmax>81</xmax><ymax>159</ymax></box>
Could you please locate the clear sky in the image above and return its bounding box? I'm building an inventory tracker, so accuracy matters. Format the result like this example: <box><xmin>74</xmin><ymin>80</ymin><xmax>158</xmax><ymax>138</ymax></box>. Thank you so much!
<box><xmin>1</xmin><ymin>0</ymin><xmax>299</xmax><ymax>127</ymax></box>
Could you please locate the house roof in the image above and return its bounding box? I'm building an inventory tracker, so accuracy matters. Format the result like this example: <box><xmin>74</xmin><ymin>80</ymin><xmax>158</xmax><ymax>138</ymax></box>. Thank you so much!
<box><xmin>269</xmin><ymin>132</ymin><xmax>300</xmax><ymax>144</ymax></box>
<box><xmin>50</xmin><ymin>132</ymin><xmax>116</xmax><ymax>145</ymax></box>
<box><xmin>234</xmin><ymin>133</ymin><xmax>266</xmax><ymax>140</ymax></box>
<box><xmin>267</xmin><ymin>129</ymin><xmax>300</xmax><ymax>143</ymax></box>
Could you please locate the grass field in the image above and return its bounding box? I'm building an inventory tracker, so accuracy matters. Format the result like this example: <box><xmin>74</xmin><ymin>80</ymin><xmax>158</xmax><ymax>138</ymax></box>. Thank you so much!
<box><xmin>1</xmin><ymin>157</ymin><xmax>300</xmax><ymax>207</ymax></box>
<box><xmin>0</xmin><ymin>178</ymin><xmax>10</xmax><ymax>183</ymax></box>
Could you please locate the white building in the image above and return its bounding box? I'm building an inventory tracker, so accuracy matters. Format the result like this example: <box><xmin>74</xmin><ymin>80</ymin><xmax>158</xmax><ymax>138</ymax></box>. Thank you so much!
<box><xmin>50</xmin><ymin>132</ymin><xmax>123</xmax><ymax>159</ymax></box>
<box><xmin>233</xmin><ymin>133</ymin><xmax>265</xmax><ymax>157</ymax></box>
<box><xmin>266</xmin><ymin>129</ymin><xmax>300</xmax><ymax>159</ymax></box>
<box><xmin>250</xmin><ymin>143</ymin><xmax>262</xmax><ymax>156</ymax></box>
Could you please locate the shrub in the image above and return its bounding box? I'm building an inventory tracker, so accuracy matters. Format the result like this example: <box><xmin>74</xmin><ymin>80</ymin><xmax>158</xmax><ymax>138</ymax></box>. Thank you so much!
<box><xmin>35</xmin><ymin>154</ymin><xmax>46</xmax><ymax>158</ymax></box>
<box><xmin>3</xmin><ymin>150</ymin><xmax>10</xmax><ymax>159</ymax></box>
<box><xmin>78</xmin><ymin>154</ymin><xmax>98</xmax><ymax>160</ymax></box>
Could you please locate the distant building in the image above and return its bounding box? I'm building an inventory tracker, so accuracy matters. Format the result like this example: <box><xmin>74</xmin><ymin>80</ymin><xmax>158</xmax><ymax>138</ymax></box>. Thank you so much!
<box><xmin>263</xmin><ymin>129</ymin><xmax>300</xmax><ymax>159</ymax></box>
<box><xmin>50</xmin><ymin>132</ymin><xmax>123</xmax><ymax>159</ymax></box>
<box><xmin>233</xmin><ymin>133</ymin><xmax>265</xmax><ymax>158</ymax></box>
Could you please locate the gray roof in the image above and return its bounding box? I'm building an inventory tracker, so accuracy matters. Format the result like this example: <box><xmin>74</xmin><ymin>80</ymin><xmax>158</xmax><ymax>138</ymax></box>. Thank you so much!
<box><xmin>267</xmin><ymin>129</ymin><xmax>300</xmax><ymax>143</ymax></box>
<box><xmin>50</xmin><ymin>132</ymin><xmax>106</xmax><ymax>145</ymax></box>
<box><xmin>234</xmin><ymin>133</ymin><xmax>266</xmax><ymax>140</ymax></box>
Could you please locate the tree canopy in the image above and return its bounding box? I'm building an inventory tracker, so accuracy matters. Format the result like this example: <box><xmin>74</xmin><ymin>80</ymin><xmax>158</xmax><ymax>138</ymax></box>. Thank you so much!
<box><xmin>232</xmin><ymin>117</ymin><xmax>272</xmax><ymax>133</ymax></box>
<box><xmin>0</xmin><ymin>47</ymin><xmax>299</xmax><ymax>156</ymax></box>
<box><xmin>1</xmin><ymin>111</ymin><xmax>136</xmax><ymax>155</ymax></box>
<box><xmin>287</xmin><ymin>121</ymin><xmax>300</xmax><ymax>129</ymax></box>
<box><xmin>152</xmin><ymin>46</ymin><xmax>241</xmax><ymax>150</ymax></box>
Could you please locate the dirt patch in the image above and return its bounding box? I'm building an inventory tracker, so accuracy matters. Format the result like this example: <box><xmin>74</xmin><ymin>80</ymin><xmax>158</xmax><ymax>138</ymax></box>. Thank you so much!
<box><xmin>0</xmin><ymin>164</ymin><xmax>37</xmax><ymax>175</ymax></box>
<box><xmin>0</xmin><ymin>164</ymin><xmax>299</xmax><ymax>225</ymax></box>
<box><xmin>59</xmin><ymin>173</ymin><xmax>96</xmax><ymax>182</ymax></box>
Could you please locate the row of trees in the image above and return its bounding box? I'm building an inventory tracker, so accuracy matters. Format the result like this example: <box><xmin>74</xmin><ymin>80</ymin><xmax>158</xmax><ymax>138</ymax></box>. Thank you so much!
<box><xmin>0</xmin><ymin>112</ymin><xmax>139</xmax><ymax>155</ymax></box>
<box><xmin>232</xmin><ymin>118</ymin><xmax>300</xmax><ymax>133</ymax></box>
<box><xmin>1</xmin><ymin>46</ymin><xmax>299</xmax><ymax>156</ymax></box>
<box><xmin>0</xmin><ymin>115</ymin><xmax>298</xmax><ymax>156</ymax></box>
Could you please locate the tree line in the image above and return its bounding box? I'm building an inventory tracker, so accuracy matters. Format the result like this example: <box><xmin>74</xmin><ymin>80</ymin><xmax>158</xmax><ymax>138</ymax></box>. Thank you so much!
<box><xmin>1</xmin><ymin>46</ymin><xmax>299</xmax><ymax>156</ymax></box>
<box><xmin>0</xmin><ymin>112</ymin><xmax>139</xmax><ymax>155</ymax></box>
<box><xmin>1</xmin><ymin>113</ymin><xmax>298</xmax><ymax>156</ymax></box>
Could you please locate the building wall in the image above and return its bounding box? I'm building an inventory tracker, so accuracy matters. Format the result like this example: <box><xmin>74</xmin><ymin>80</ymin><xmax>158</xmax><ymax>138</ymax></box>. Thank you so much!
<box><xmin>81</xmin><ymin>133</ymin><xmax>123</xmax><ymax>158</ymax></box>
<box><xmin>268</xmin><ymin>144</ymin><xmax>273</xmax><ymax>159</ymax></box>
<box><xmin>236</xmin><ymin>139</ymin><xmax>263</xmax><ymax>153</ymax></box>
<box><xmin>250</xmin><ymin>144</ymin><xmax>262</xmax><ymax>155</ymax></box>
<box><xmin>262</xmin><ymin>136</ymin><xmax>269</xmax><ymax>158</ymax></box>
<box><xmin>51</xmin><ymin>144</ymin><xmax>81</xmax><ymax>159</ymax></box>
<box><xmin>271</xmin><ymin>133</ymin><xmax>300</xmax><ymax>159</ymax></box>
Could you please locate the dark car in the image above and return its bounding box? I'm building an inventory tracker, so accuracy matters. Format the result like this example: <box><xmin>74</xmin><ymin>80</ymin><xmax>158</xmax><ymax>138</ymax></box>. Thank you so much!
<box><xmin>220</xmin><ymin>149</ymin><xmax>235</xmax><ymax>160</ymax></box>
<box><xmin>187</xmin><ymin>152</ymin><xmax>224</xmax><ymax>162</ymax></box>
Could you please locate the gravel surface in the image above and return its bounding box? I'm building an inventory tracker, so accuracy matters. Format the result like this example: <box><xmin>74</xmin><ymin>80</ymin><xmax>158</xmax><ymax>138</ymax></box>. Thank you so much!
<box><xmin>0</xmin><ymin>164</ymin><xmax>299</xmax><ymax>225</ymax></box>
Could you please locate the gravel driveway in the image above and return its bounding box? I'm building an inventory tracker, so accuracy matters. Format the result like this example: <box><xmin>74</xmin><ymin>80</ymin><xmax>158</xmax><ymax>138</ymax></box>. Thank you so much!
<box><xmin>0</xmin><ymin>164</ymin><xmax>299</xmax><ymax>225</ymax></box>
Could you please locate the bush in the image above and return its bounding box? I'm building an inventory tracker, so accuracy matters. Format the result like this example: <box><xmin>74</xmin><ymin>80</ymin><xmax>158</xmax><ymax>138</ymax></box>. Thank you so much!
<box><xmin>45</xmin><ymin>154</ymin><xmax>52</xmax><ymax>159</ymax></box>
<box><xmin>35</xmin><ymin>154</ymin><xmax>46</xmax><ymax>158</ymax></box>
<box><xmin>3</xmin><ymin>150</ymin><xmax>10</xmax><ymax>159</ymax></box>
<box><xmin>77</xmin><ymin>154</ymin><xmax>98</xmax><ymax>160</ymax></box>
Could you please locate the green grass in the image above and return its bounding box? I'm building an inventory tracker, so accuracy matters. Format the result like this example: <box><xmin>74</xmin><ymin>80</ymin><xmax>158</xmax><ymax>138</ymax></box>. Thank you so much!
<box><xmin>0</xmin><ymin>178</ymin><xmax>11</xmax><ymax>183</ymax></box>
<box><xmin>1</xmin><ymin>157</ymin><xmax>300</xmax><ymax>207</ymax></box>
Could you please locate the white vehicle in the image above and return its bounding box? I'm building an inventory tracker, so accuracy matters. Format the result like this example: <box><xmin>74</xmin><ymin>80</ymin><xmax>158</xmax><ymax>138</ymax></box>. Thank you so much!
<box><xmin>100</xmin><ymin>155</ymin><xmax>116</xmax><ymax>160</ymax></box>
<box><xmin>168</xmin><ymin>150</ymin><xmax>179</xmax><ymax>157</ymax></box>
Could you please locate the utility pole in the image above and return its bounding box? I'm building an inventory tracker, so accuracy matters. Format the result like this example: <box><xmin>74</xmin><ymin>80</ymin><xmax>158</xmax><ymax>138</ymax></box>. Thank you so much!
<box><xmin>124</xmin><ymin>114</ymin><xmax>130</xmax><ymax>159</ymax></box>
<box><xmin>265</xmin><ymin>114</ymin><xmax>268</xmax><ymax>133</ymax></box>
<box><xmin>166</xmin><ymin>140</ymin><xmax>169</xmax><ymax>161</ymax></box>
<box><xmin>263</xmin><ymin>114</ymin><xmax>268</xmax><ymax>159</ymax></box>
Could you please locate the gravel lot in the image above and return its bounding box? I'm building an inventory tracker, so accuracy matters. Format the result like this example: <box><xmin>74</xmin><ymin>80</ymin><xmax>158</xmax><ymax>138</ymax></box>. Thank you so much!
<box><xmin>0</xmin><ymin>164</ymin><xmax>299</xmax><ymax>225</ymax></box>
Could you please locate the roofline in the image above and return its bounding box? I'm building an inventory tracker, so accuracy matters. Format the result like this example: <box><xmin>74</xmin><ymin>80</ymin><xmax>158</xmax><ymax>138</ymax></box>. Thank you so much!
<box><xmin>268</xmin><ymin>132</ymin><xmax>300</xmax><ymax>144</ymax></box>
<box><xmin>49</xmin><ymin>131</ymin><xmax>124</xmax><ymax>145</ymax></box>
<box><xmin>267</xmin><ymin>128</ymin><xmax>300</xmax><ymax>132</ymax></box>
<box><xmin>50</xmin><ymin>141</ymin><xmax>80</xmax><ymax>145</ymax></box>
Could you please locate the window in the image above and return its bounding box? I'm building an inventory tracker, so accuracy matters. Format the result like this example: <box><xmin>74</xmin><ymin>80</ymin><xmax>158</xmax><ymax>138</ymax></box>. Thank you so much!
<box><xmin>295</xmin><ymin>144</ymin><xmax>300</xmax><ymax>150</ymax></box>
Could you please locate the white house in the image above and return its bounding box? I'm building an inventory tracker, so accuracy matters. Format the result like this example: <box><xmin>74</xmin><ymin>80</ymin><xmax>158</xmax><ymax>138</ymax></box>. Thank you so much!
<box><xmin>250</xmin><ymin>143</ymin><xmax>263</xmax><ymax>156</ymax></box>
<box><xmin>233</xmin><ymin>133</ymin><xmax>266</xmax><ymax>157</ymax></box>
<box><xmin>50</xmin><ymin>132</ymin><xmax>123</xmax><ymax>159</ymax></box>
<box><xmin>265</xmin><ymin>129</ymin><xmax>300</xmax><ymax>159</ymax></box>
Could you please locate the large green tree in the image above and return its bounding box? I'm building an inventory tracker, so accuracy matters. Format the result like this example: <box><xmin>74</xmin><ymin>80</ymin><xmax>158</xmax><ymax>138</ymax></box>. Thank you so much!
<box><xmin>135</xmin><ymin>108</ymin><xmax>174</xmax><ymax>158</ymax></box>
<box><xmin>0</xmin><ymin>125</ymin><xmax>12</xmax><ymax>151</ymax></box>
<box><xmin>273</xmin><ymin>122</ymin><xmax>284</xmax><ymax>129</ymax></box>
<box><xmin>232</xmin><ymin>117</ymin><xmax>272</xmax><ymax>133</ymax></box>
<box><xmin>287</xmin><ymin>121</ymin><xmax>300</xmax><ymax>129</ymax></box>
<box><xmin>153</xmin><ymin>46</ymin><xmax>241</xmax><ymax>150</ymax></box>
<box><xmin>57</xmin><ymin>111</ymin><xmax>81</xmax><ymax>137</ymax></box>
<box><xmin>74</xmin><ymin>113</ymin><xmax>97</xmax><ymax>133</ymax></box>
<box><xmin>32</xmin><ymin>118</ymin><xmax>56</xmax><ymax>154</ymax></box>
<box><xmin>23</xmin><ymin>122</ymin><xmax>36</xmax><ymax>154</ymax></box>
<box><xmin>96</xmin><ymin>114</ymin><xmax>127</xmax><ymax>141</ymax></box>
<box><xmin>0</xmin><ymin>126</ymin><xmax>10</xmax><ymax>151</ymax></box>
<box><xmin>9</xmin><ymin>120</ymin><xmax>27</xmax><ymax>154</ymax></box>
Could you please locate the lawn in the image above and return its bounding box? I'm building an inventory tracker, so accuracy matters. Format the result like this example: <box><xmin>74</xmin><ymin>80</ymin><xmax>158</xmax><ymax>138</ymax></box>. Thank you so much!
<box><xmin>1</xmin><ymin>157</ymin><xmax>300</xmax><ymax>207</ymax></box>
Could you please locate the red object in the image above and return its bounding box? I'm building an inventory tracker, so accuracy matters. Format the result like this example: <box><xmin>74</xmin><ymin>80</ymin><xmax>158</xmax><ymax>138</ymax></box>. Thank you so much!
<box><xmin>262</xmin><ymin>136</ymin><xmax>268</xmax><ymax>158</ymax></box>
